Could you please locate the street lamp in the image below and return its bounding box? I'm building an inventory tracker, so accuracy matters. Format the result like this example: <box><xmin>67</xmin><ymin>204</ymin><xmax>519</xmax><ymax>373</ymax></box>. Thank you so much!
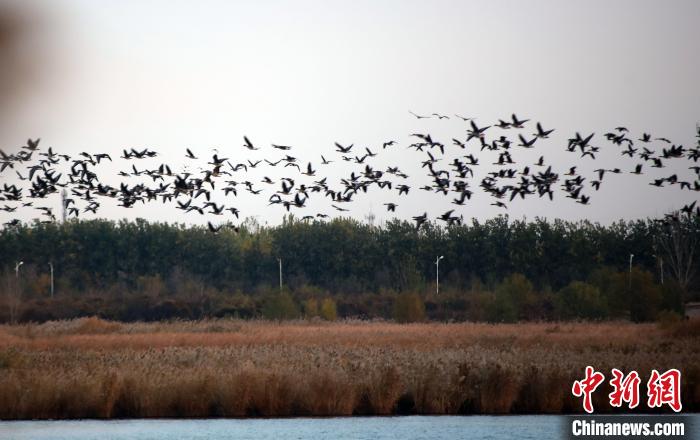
<box><xmin>48</xmin><ymin>262</ymin><xmax>54</xmax><ymax>298</ymax></box>
<box><xmin>277</xmin><ymin>258</ymin><xmax>283</xmax><ymax>294</ymax></box>
<box><xmin>435</xmin><ymin>255</ymin><xmax>444</xmax><ymax>295</ymax></box>
<box><xmin>628</xmin><ymin>254</ymin><xmax>634</xmax><ymax>289</ymax></box>
<box><xmin>14</xmin><ymin>261</ymin><xmax>23</xmax><ymax>278</ymax></box>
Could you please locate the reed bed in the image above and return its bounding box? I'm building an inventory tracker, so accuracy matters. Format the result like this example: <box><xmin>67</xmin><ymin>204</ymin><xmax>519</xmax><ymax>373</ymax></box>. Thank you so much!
<box><xmin>0</xmin><ymin>318</ymin><xmax>698</xmax><ymax>419</ymax></box>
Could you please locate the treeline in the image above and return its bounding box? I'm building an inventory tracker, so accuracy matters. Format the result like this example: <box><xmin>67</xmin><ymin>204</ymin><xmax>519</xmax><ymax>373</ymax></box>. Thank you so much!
<box><xmin>0</xmin><ymin>215</ymin><xmax>697</xmax><ymax>323</ymax></box>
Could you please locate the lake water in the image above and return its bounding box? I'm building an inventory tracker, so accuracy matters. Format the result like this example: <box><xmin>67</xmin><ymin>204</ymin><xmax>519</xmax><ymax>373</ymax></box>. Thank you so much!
<box><xmin>0</xmin><ymin>416</ymin><xmax>559</xmax><ymax>440</ymax></box>
<box><xmin>0</xmin><ymin>415</ymin><xmax>697</xmax><ymax>440</ymax></box>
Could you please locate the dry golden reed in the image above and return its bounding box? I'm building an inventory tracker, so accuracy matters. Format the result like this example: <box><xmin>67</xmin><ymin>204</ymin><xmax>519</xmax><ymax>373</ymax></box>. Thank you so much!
<box><xmin>0</xmin><ymin>318</ymin><xmax>697</xmax><ymax>419</ymax></box>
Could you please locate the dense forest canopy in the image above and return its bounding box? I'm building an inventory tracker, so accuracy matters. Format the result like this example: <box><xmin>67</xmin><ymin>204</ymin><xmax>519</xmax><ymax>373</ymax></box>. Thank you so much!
<box><xmin>0</xmin><ymin>215</ymin><xmax>698</xmax><ymax>323</ymax></box>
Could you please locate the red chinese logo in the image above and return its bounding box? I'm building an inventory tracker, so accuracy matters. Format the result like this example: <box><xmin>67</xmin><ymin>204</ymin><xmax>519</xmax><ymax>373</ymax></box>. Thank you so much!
<box><xmin>572</xmin><ymin>366</ymin><xmax>605</xmax><ymax>413</ymax></box>
<box><xmin>609</xmin><ymin>368</ymin><xmax>640</xmax><ymax>409</ymax></box>
<box><xmin>647</xmin><ymin>368</ymin><xmax>682</xmax><ymax>412</ymax></box>
<box><xmin>573</xmin><ymin>367</ymin><xmax>682</xmax><ymax>413</ymax></box>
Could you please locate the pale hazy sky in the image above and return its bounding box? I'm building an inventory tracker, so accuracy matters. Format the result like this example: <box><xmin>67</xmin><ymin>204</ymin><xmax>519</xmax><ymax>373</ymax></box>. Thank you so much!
<box><xmin>1</xmin><ymin>0</ymin><xmax>699</xmax><ymax>226</ymax></box>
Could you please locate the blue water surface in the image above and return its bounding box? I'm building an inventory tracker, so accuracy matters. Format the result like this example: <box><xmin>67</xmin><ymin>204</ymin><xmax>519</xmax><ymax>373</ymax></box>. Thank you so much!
<box><xmin>0</xmin><ymin>415</ymin><xmax>697</xmax><ymax>440</ymax></box>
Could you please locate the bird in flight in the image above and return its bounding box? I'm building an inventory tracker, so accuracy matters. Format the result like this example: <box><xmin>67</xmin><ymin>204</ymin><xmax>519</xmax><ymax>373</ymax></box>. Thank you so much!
<box><xmin>2</xmin><ymin>110</ymin><xmax>698</xmax><ymax>234</ymax></box>
<box><xmin>243</xmin><ymin>136</ymin><xmax>259</xmax><ymax>150</ymax></box>
<box><xmin>409</xmin><ymin>111</ymin><xmax>430</xmax><ymax>119</ymax></box>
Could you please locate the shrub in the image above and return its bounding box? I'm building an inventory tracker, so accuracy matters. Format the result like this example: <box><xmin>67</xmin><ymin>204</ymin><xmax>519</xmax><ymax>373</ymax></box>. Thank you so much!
<box><xmin>556</xmin><ymin>281</ymin><xmax>608</xmax><ymax>320</ymax></box>
<box><xmin>393</xmin><ymin>293</ymin><xmax>425</xmax><ymax>323</ymax></box>
<box><xmin>588</xmin><ymin>267</ymin><xmax>627</xmax><ymax>318</ymax></box>
<box><xmin>136</xmin><ymin>275</ymin><xmax>166</xmax><ymax>297</ymax></box>
<box><xmin>667</xmin><ymin>318</ymin><xmax>700</xmax><ymax>338</ymax></box>
<box><xmin>319</xmin><ymin>298</ymin><xmax>337</xmax><ymax>321</ymax></box>
<box><xmin>629</xmin><ymin>269</ymin><xmax>662</xmax><ymax>322</ymax></box>
<box><xmin>304</xmin><ymin>298</ymin><xmax>319</xmax><ymax>318</ymax></box>
<box><xmin>75</xmin><ymin>316</ymin><xmax>122</xmax><ymax>334</ymax></box>
<box><xmin>465</xmin><ymin>290</ymin><xmax>492</xmax><ymax>322</ymax></box>
<box><xmin>486</xmin><ymin>292</ymin><xmax>518</xmax><ymax>323</ymax></box>
<box><xmin>656</xmin><ymin>309</ymin><xmax>683</xmax><ymax>330</ymax></box>
<box><xmin>660</xmin><ymin>280</ymin><xmax>685</xmax><ymax>315</ymax></box>
<box><xmin>262</xmin><ymin>292</ymin><xmax>299</xmax><ymax>320</ymax></box>
<box><xmin>491</xmin><ymin>273</ymin><xmax>536</xmax><ymax>322</ymax></box>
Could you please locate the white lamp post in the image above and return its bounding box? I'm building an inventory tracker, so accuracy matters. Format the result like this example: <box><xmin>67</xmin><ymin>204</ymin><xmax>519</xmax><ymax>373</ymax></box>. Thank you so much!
<box><xmin>49</xmin><ymin>262</ymin><xmax>54</xmax><ymax>298</ymax></box>
<box><xmin>277</xmin><ymin>258</ymin><xmax>283</xmax><ymax>294</ymax></box>
<box><xmin>435</xmin><ymin>255</ymin><xmax>444</xmax><ymax>295</ymax></box>
<box><xmin>628</xmin><ymin>253</ymin><xmax>634</xmax><ymax>289</ymax></box>
<box><xmin>15</xmin><ymin>261</ymin><xmax>23</xmax><ymax>278</ymax></box>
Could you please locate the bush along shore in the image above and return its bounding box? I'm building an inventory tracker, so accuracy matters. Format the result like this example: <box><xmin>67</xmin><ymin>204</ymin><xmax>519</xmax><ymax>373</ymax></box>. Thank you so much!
<box><xmin>0</xmin><ymin>318</ymin><xmax>698</xmax><ymax>419</ymax></box>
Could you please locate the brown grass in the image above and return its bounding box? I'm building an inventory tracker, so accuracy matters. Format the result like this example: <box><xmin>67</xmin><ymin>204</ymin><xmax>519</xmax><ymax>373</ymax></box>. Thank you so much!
<box><xmin>0</xmin><ymin>317</ymin><xmax>697</xmax><ymax>419</ymax></box>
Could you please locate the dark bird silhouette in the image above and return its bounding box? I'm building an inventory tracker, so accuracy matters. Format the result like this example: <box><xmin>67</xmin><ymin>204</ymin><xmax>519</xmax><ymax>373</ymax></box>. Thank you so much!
<box><xmin>495</xmin><ymin>119</ymin><xmax>511</xmax><ymax>129</ymax></box>
<box><xmin>243</xmin><ymin>136</ymin><xmax>259</xmax><ymax>150</ymax></box>
<box><xmin>301</xmin><ymin>162</ymin><xmax>316</xmax><ymax>176</ymax></box>
<box><xmin>265</xmin><ymin>159</ymin><xmax>282</xmax><ymax>166</ymax></box>
<box><xmin>511</xmin><ymin>114</ymin><xmax>529</xmax><ymax>128</ymax></box>
<box><xmin>409</xmin><ymin>110</ymin><xmax>430</xmax><ymax>119</ymax></box>
<box><xmin>533</xmin><ymin>122</ymin><xmax>554</xmax><ymax>139</ymax></box>
<box><xmin>467</xmin><ymin>120</ymin><xmax>490</xmax><ymax>141</ymax></box>
<box><xmin>680</xmin><ymin>201</ymin><xmax>696</xmax><ymax>215</ymax></box>
<box><xmin>452</xmin><ymin>190</ymin><xmax>472</xmax><ymax>205</ymax></box>
<box><xmin>207</xmin><ymin>221</ymin><xmax>222</xmax><ymax>233</ymax></box>
<box><xmin>335</xmin><ymin>142</ymin><xmax>353</xmax><ymax>153</ymax></box>
<box><xmin>412</xmin><ymin>212</ymin><xmax>427</xmax><ymax>230</ymax></box>
<box><xmin>25</xmin><ymin>138</ymin><xmax>41</xmax><ymax>151</ymax></box>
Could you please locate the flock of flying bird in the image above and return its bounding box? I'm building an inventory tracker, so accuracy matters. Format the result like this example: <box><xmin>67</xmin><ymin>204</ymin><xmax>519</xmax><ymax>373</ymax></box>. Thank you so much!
<box><xmin>1</xmin><ymin>111</ymin><xmax>699</xmax><ymax>233</ymax></box>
